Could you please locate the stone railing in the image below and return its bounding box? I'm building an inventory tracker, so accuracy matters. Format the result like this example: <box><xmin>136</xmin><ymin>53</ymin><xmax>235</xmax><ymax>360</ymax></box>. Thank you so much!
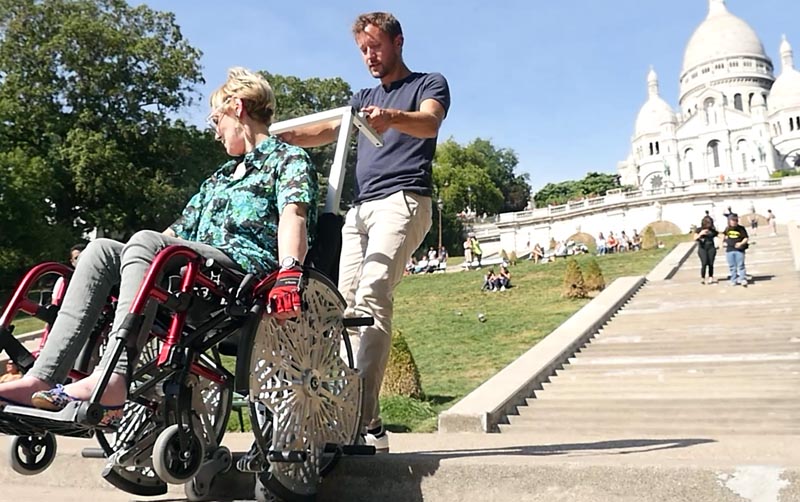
<box><xmin>497</xmin><ymin>176</ymin><xmax>800</xmax><ymax>224</ymax></box>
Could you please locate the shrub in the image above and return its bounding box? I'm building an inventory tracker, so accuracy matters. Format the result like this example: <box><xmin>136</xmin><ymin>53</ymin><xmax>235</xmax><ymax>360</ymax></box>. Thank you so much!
<box><xmin>642</xmin><ymin>227</ymin><xmax>658</xmax><ymax>250</ymax></box>
<box><xmin>508</xmin><ymin>251</ymin><xmax>518</xmax><ymax>265</ymax></box>
<box><xmin>583</xmin><ymin>258</ymin><xmax>606</xmax><ymax>292</ymax></box>
<box><xmin>500</xmin><ymin>249</ymin><xmax>509</xmax><ymax>262</ymax></box>
<box><xmin>549</xmin><ymin>237</ymin><xmax>557</xmax><ymax>251</ymax></box>
<box><xmin>380</xmin><ymin>330</ymin><xmax>424</xmax><ymax>399</ymax></box>
<box><xmin>561</xmin><ymin>258</ymin><xmax>587</xmax><ymax>299</ymax></box>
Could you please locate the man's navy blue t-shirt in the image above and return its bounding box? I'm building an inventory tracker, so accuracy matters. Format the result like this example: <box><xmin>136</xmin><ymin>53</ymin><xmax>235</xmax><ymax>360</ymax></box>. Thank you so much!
<box><xmin>349</xmin><ymin>72</ymin><xmax>450</xmax><ymax>204</ymax></box>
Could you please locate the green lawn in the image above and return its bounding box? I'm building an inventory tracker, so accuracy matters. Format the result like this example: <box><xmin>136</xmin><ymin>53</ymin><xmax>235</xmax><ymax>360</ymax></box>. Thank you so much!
<box><xmin>382</xmin><ymin>234</ymin><xmax>691</xmax><ymax>432</ymax></box>
<box><xmin>10</xmin><ymin>315</ymin><xmax>45</xmax><ymax>335</ymax></box>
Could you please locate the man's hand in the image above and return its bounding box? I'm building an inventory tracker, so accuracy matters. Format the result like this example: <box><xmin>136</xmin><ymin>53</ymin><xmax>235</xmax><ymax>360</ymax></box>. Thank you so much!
<box><xmin>267</xmin><ymin>267</ymin><xmax>303</xmax><ymax>324</ymax></box>
<box><xmin>361</xmin><ymin>105</ymin><xmax>395</xmax><ymax>134</ymax></box>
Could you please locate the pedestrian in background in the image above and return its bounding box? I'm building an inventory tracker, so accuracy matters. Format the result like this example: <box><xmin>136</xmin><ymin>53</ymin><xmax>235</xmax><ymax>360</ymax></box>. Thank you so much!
<box><xmin>722</xmin><ymin>213</ymin><xmax>749</xmax><ymax>287</ymax></box>
<box><xmin>694</xmin><ymin>215</ymin><xmax>718</xmax><ymax>285</ymax></box>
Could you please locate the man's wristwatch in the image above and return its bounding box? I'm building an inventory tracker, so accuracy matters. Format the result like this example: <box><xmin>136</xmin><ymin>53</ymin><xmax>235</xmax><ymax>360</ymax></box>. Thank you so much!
<box><xmin>280</xmin><ymin>256</ymin><xmax>302</xmax><ymax>270</ymax></box>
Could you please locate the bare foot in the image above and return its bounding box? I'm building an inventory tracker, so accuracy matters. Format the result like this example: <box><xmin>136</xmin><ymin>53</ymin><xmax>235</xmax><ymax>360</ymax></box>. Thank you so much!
<box><xmin>0</xmin><ymin>376</ymin><xmax>52</xmax><ymax>406</ymax></box>
<box><xmin>57</xmin><ymin>371</ymin><xmax>127</xmax><ymax>407</ymax></box>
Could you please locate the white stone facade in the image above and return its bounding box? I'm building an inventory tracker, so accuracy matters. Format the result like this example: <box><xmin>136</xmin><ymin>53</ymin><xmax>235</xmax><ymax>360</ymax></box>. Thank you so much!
<box><xmin>618</xmin><ymin>0</ymin><xmax>800</xmax><ymax>190</ymax></box>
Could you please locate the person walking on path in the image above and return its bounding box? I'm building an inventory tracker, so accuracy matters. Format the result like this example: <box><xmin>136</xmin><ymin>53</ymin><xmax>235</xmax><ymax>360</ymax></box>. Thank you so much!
<box><xmin>694</xmin><ymin>215</ymin><xmax>718</xmax><ymax>284</ymax></box>
<box><xmin>470</xmin><ymin>235</ymin><xmax>483</xmax><ymax>267</ymax></box>
<box><xmin>279</xmin><ymin>12</ymin><xmax>450</xmax><ymax>453</ymax></box>
<box><xmin>722</xmin><ymin>213</ymin><xmax>749</xmax><ymax>287</ymax></box>
<box><xmin>767</xmin><ymin>209</ymin><xmax>777</xmax><ymax>236</ymax></box>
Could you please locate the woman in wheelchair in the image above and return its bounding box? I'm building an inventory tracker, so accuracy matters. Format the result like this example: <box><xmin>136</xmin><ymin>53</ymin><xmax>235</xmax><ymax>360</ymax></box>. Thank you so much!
<box><xmin>0</xmin><ymin>67</ymin><xmax>318</xmax><ymax>427</ymax></box>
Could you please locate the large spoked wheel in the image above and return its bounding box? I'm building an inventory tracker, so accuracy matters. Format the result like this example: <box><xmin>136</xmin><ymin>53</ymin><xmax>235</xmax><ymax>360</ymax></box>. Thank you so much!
<box><xmin>246</xmin><ymin>269</ymin><xmax>362</xmax><ymax>500</ymax></box>
<box><xmin>152</xmin><ymin>424</ymin><xmax>206</xmax><ymax>485</ymax></box>
<box><xmin>7</xmin><ymin>432</ymin><xmax>57</xmax><ymax>475</ymax></box>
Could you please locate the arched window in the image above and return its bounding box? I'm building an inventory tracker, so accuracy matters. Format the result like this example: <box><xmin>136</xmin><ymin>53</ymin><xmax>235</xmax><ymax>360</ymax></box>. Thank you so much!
<box><xmin>737</xmin><ymin>139</ymin><xmax>748</xmax><ymax>172</ymax></box>
<box><xmin>791</xmin><ymin>118</ymin><xmax>796</xmax><ymax>132</ymax></box>
<box><xmin>649</xmin><ymin>143</ymin><xmax>654</xmax><ymax>156</ymax></box>
<box><xmin>734</xmin><ymin>94</ymin><xmax>743</xmax><ymax>111</ymax></box>
<box><xmin>748</xmin><ymin>93</ymin><xmax>755</xmax><ymax>109</ymax></box>
<box><xmin>684</xmin><ymin>148</ymin><xmax>695</xmax><ymax>180</ymax></box>
<box><xmin>655</xmin><ymin>141</ymin><xmax>660</xmax><ymax>155</ymax></box>
<box><xmin>707</xmin><ymin>140</ymin><xmax>721</xmax><ymax>168</ymax></box>
<box><xmin>704</xmin><ymin>97</ymin><xmax>715</xmax><ymax>109</ymax></box>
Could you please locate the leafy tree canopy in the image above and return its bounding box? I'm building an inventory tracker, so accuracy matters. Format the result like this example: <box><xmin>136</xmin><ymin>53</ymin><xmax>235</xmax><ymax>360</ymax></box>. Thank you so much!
<box><xmin>533</xmin><ymin>172</ymin><xmax>622</xmax><ymax>207</ymax></box>
<box><xmin>0</xmin><ymin>0</ymin><xmax>215</xmax><ymax>294</ymax></box>
<box><xmin>433</xmin><ymin>138</ymin><xmax>530</xmax><ymax>215</ymax></box>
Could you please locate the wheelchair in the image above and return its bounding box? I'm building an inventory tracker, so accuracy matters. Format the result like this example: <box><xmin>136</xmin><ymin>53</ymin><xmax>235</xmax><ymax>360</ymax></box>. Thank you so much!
<box><xmin>0</xmin><ymin>106</ymin><xmax>382</xmax><ymax>501</ymax></box>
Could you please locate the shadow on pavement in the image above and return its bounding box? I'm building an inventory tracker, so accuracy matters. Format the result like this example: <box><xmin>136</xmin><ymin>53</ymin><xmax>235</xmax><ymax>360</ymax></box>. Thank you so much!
<box><xmin>320</xmin><ymin>438</ymin><xmax>716</xmax><ymax>501</ymax></box>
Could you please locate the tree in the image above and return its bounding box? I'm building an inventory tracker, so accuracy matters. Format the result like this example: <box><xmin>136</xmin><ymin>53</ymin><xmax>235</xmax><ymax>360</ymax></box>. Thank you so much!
<box><xmin>380</xmin><ymin>330</ymin><xmax>423</xmax><ymax>399</ymax></box>
<box><xmin>583</xmin><ymin>258</ymin><xmax>606</xmax><ymax>292</ymax></box>
<box><xmin>0</xmin><ymin>0</ymin><xmax>211</xmax><ymax>297</ymax></box>
<box><xmin>562</xmin><ymin>258</ymin><xmax>587</xmax><ymax>299</ymax></box>
<box><xmin>433</xmin><ymin>138</ymin><xmax>530</xmax><ymax>213</ymax></box>
<box><xmin>534</xmin><ymin>172</ymin><xmax>622</xmax><ymax>207</ymax></box>
<box><xmin>642</xmin><ymin>227</ymin><xmax>658</xmax><ymax>250</ymax></box>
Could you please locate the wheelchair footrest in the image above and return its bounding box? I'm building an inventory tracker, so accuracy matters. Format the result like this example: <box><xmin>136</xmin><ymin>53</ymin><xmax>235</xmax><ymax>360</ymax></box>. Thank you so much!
<box><xmin>0</xmin><ymin>402</ymin><xmax>95</xmax><ymax>439</ymax></box>
<box><xmin>267</xmin><ymin>450</ymin><xmax>308</xmax><ymax>463</ymax></box>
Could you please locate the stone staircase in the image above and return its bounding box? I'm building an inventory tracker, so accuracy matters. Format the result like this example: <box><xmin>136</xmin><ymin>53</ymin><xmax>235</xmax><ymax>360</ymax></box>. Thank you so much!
<box><xmin>502</xmin><ymin>231</ymin><xmax>800</xmax><ymax>436</ymax></box>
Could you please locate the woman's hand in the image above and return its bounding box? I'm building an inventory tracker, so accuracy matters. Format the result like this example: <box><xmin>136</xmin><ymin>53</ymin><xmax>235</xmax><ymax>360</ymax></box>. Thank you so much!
<box><xmin>267</xmin><ymin>267</ymin><xmax>303</xmax><ymax>324</ymax></box>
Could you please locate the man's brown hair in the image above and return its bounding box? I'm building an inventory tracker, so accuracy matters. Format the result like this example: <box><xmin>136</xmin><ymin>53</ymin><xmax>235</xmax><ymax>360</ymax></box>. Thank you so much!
<box><xmin>352</xmin><ymin>12</ymin><xmax>403</xmax><ymax>40</ymax></box>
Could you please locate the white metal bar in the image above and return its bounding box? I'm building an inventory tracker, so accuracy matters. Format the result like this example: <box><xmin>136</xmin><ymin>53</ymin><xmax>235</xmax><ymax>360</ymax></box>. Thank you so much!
<box><xmin>352</xmin><ymin>112</ymin><xmax>383</xmax><ymax>148</ymax></box>
<box><xmin>268</xmin><ymin>106</ymin><xmax>352</xmax><ymax>135</ymax></box>
<box><xmin>268</xmin><ymin>106</ymin><xmax>383</xmax><ymax>214</ymax></box>
<box><xmin>325</xmin><ymin>108</ymin><xmax>354</xmax><ymax>214</ymax></box>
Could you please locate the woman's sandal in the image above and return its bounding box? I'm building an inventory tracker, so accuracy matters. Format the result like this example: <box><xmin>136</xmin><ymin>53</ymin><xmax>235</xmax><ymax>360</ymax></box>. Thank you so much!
<box><xmin>30</xmin><ymin>385</ymin><xmax>123</xmax><ymax>428</ymax></box>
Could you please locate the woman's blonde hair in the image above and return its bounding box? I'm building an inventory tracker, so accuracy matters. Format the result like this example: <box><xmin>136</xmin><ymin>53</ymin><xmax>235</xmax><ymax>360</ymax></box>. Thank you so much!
<box><xmin>209</xmin><ymin>67</ymin><xmax>276</xmax><ymax>126</ymax></box>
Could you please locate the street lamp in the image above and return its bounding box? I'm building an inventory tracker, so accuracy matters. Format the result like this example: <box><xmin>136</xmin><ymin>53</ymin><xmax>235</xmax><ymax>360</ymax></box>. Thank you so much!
<box><xmin>437</xmin><ymin>198</ymin><xmax>444</xmax><ymax>251</ymax></box>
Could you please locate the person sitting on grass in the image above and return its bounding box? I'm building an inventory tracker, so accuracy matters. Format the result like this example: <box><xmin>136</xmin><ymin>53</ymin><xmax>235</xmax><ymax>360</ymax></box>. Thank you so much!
<box><xmin>596</xmin><ymin>232</ymin><xmax>607</xmax><ymax>255</ymax></box>
<box><xmin>631</xmin><ymin>230</ymin><xmax>642</xmax><ymax>251</ymax></box>
<box><xmin>531</xmin><ymin>243</ymin><xmax>544</xmax><ymax>263</ymax></box>
<box><xmin>482</xmin><ymin>269</ymin><xmax>496</xmax><ymax>291</ymax></box>
<box><xmin>619</xmin><ymin>231</ymin><xmax>631</xmax><ymax>252</ymax></box>
<box><xmin>606</xmin><ymin>232</ymin><xmax>618</xmax><ymax>253</ymax></box>
<box><xmin>495</xmin><ymin>264</ymin><xmax>512</xmax><ymax>291</ymax></box>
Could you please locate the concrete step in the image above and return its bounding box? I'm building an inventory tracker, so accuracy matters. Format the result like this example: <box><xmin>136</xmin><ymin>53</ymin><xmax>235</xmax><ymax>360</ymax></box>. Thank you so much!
<box><xmin>498</xmin><ymin>422</ymin><xmax>800</xmax><ymax>435</ymax></box>
<box><xmin>567</xmin><ymin>352</ymin><xmax>800</xmax><ymax>367</ymax></box>
<box><xmin>522</xmin><ymin>397</ymin><xmax>800</xmax><ymax>409</ymax></box>
<box><xmin>511</xmin><ymin>408</ymin><xmax>800</xmax><ymax>423</ymax></box>
<box><xmin>546</xmin><ymin>375</ymin><xmax>798</xmax><ymax>388</ymax></box>
<box><xmin>556</xmin><ymin>359</ymin><xmax>800</xmax><ymax>374</ymax></box>
<box><xmin>577</xmin><ymin>342</ymin><xmax>800</xmax><ymax>356</ymax></box>
<box><xmin>534</xmin><ymin>389</ymin><xmax>797</xmax><ymax>399</ymax></box>
<box><xmin>593</xmin><ymin>329</ymin><xmax>799</xmax><ymax>341</ymax></box>
<box><xmin>552</xmin><ymin>366</ymin><xmax>799</xmax><ymax>380</ymax></box>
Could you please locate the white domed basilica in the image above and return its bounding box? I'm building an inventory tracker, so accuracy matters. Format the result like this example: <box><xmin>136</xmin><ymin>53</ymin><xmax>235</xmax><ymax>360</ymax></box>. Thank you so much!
<box><xmin>618</xmin><ymin>0</ymin><xmax>800</xmax><ymax>190</ymax></box>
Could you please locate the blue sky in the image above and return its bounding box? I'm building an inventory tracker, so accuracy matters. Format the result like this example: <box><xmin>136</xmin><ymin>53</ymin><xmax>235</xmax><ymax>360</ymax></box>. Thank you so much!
<box><xmin>139</xmin><ymin>0</ymin><xmax>797</xmax><ymax>190</ymax></box>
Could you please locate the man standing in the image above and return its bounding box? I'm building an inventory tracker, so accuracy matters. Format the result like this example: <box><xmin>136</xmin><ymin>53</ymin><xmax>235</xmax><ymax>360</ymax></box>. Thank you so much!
<box><xmin>281</xmin><ymin>12</ymin><xmax>450</xmax><ymax>452</ymax></box>
<box><xmin>722</xmin><ymin>213</ymin><xmax>749</xmax><ymax>287</ymax></box>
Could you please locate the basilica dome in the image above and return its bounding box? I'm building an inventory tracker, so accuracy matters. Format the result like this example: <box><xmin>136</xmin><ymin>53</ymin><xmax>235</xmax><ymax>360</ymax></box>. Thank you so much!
<box><xmin>634</xmin><ymin>69</ymin><xmax>676</xmax><ymax>138</ymax></box>
<box><xmin>681</xmin><ymin>0</ymin><xmax>767</xmax><ymax>75</ymax></box>
<box><xmin>770</xmin><ymin>36</ymin><xmax>800</xmax><ymax>113</ymax></box>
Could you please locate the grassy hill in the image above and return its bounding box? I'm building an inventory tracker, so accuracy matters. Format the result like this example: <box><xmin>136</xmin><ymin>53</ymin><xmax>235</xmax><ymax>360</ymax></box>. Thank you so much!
<box><xmin>383</xmin><ymin>234</ymin><xmax>691</xmax><ymax>431</ymax></box>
